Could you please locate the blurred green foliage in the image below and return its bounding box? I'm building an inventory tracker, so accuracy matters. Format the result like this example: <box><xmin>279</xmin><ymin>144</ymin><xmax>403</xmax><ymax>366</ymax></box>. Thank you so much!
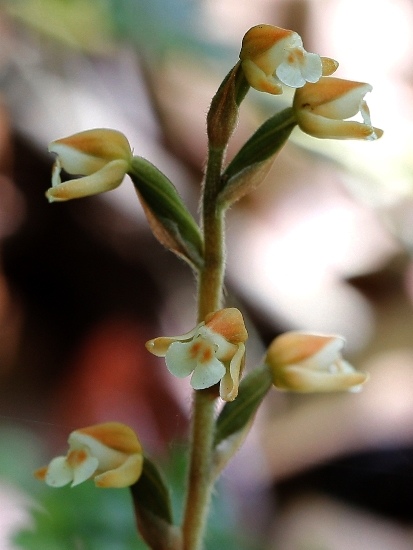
<box><xmin>4</xmin><ymin>0</ymin><xmax>232</xmax><ymax>59</ymax></box>
<box><xmin>15</xmin><ymin>483</ymin><xmax>145</xmax><ymax>550</ymax></box>
<box><xmin>0</xmin><ymin>427</ymin><xmax>261</xmax><ymax>549</ymax></box>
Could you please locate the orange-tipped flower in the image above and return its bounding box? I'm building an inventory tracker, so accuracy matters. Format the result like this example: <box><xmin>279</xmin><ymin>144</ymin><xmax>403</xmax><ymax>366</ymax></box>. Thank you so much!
<box><xmin>47</xmin><ymin>128</ymin><xmax>132</xmax><ymax>202</ymax></box>
<box><xmin>293</xmin><ymin>77</ymin><xmax>383</xmax><ymax>140</ymax></box>
<box><xmin>35</xmin><ymin>422</ymin><xmax>143</xmax><ymax>488</ymax></box>
<box><xmin>240</xmin><ymin>24</ymin><xmax>337</xmax><ymax>95</ymax></box>
<box><xmin>266</xmin><ymin>331</ymin><xmax>368</xmax><ymax>393</ymax></box>
<box><xmin>146</xmin><ymin>308</ymin><xmax>248</xmax><ymax>401</ymax></box>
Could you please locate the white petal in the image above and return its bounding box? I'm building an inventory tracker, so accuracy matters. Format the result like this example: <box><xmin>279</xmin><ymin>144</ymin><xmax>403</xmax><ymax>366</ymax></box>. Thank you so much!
<box><xmin>276</xmin><ymin>62</ymin><xmax>306</xmax><ymax>88</ymax></box>
<box><xmin>316</xmin><ymin>84</ymin><xmax>372</xmax><ymax>119</ymax></box>
<box><xmin>302</xmin><ymin>337</ymin><xmax>344</xmax><ymax>370</ymax></box>
<box><xmin>287</xmin><ymin>32</ymin><xmax>303</xmax><ymax>49</ymax></box>
<box><xmin>190</xmin><ymin>357</ymin><xmax>226</xmax><ymax>390</ymax></box>
<box><xmin>45</xmin><ymin>456</ymin><xmax>73</xmax><ymax>487</ymax></box>
<box><xmin>72</xmin><ymin>455</ymin><xmax>99</xmax><ymax>487</ymax></box>
<box><xmin>165</xmin><ymin>341</ymin><xmax>197</xmax><ymax>378</ymax></box>
<box><xmin>51</xmin><ymin>159</ymin><xmax>62</xmax><ymax>187</ymax></box>
<box><xmin>300</xmin><ymin>53</ymin><xmax>323</xmax><ymax>83</ymax></box>
<box><xmin>49</xmin><ymin>143</ymin><xmax>107</xmax><ymax>175</ymax></box>
<box><xmin>336</xmin><ymin>359</ymin><xmax>357</xmax><ymax>374</ymax></box>
<box><xmin>360</xmin><ymin>99</ymin><xmax>372</xmax><ymax>126</ymax></box>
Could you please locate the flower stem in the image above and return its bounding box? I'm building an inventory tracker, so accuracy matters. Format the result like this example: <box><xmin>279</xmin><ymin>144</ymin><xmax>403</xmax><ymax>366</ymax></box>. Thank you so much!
<box><xmin>182</xmin><ymin>146</ymin><xmax>226</xmax><ymax>550</ymax></box>
<box><xmin>182</xmin><ymin>390</ymin><xmax>217</xmax><ymax>550</ymax></box>
<box><xmin>197</xmin><ymin>147</ymin><xmax>226</xmax><ymax>320</ymax></box>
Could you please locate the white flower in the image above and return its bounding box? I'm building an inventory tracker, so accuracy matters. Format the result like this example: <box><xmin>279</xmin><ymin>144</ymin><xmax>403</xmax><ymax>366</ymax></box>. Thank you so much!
<box><xmin>266</xmin><ymin>331</ymin><xmax>368</xmax><ymax>393</ymax></box>
<box><xmin>47</xmin><ymin>128</ymin><xmax>132</xmax><ymax>202</ymax></box>
<box><xmin>146</xmin><ymin>308</ymin><xmax>248</xmax><ymax>401</ymax></box>
<box><xmin>239</xmin><ymin>24</ymin><xmax>337</xmax><ymax>95</ymax></box>
<box><xmin>293</xmin><ymin>77</ymin><xmax>383</xmax><ymax>140</ymax></box>
<box><xmin>35</xmin><ymin>422</ymin><xmax>143</xmax><ymax>488</ymax></box>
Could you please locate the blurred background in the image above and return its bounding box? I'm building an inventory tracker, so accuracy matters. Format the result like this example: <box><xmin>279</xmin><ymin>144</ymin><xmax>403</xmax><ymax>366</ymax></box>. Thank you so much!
<box><xmin>0</xmin><ymin>0</ymin><xmax>413</xmax><ymax>548</ymax></box>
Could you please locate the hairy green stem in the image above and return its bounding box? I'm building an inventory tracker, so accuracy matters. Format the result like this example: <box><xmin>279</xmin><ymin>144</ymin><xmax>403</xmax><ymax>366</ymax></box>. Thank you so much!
<box><xmin>181</xmin><ymin>146</ymin><xmax>226</xmax><ymax>550</ymax></box>
<box><xmin>181</xmin><ymin>390</ymin><xmax>217</xmax><ymax>550</ymax></box>
<box><xmin>197</xmin><ymin>147</ymin><xmax>226</xmax><ymax>320</ymax></box>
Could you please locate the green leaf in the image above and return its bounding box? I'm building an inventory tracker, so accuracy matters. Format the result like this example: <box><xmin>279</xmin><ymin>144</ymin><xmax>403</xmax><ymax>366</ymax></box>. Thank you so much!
<box><xmin>129</xmin><ymin>157</ymin><xmax>204</xmax><ymax>269</ymax></box>
<box><xmin>214</xmin><ymin>365</ymin><xmax>272</xmax><ymax>448</ymax></box>
<box><xmin>218</xmin><ymin>108</ymin><xmax>297</xmax><ymax>207</ymax></box>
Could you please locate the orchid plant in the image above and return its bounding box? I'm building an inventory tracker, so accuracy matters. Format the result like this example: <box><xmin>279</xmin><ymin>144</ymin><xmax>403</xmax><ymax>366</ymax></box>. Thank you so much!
<box><xmin>37</xmin><ymin>24</ymin><xmax>381</xmax><ymax>550</ymax></box>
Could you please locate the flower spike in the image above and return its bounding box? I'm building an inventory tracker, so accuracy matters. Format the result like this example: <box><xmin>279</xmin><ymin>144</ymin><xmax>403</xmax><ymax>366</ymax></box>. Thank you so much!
<box><xmin>35</xmin><ymin>422</ymin><xmax>143</xmax><ymax>488</ymax></box>
<box><xmin>239</xmin><ymin>24</ymin><xmax>337</xmax><ymax>95</ymax></box>
<box><xmin>47</xmin><ymin>128</ymin><xmax>133</xmax><ymax>202</ymax></box>
<box><xmin>146</xmin><ymin>308</ymin><xmax>248</xmax><ymax>402</ymax></box>
<box><xmin>266</xmin><ymin>331</ymin><xmax>368</xmax><ymax>393</ymax></box>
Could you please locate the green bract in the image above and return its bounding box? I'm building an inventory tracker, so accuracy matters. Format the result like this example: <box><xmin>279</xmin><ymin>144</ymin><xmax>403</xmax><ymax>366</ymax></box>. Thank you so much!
<box><xmin>218</xmin><ymin>108</ymin><xmax>297</xmax><ymax>207</ymax></box>
<box><xmin>129</xmin><ymin>157</ymin><xmax>204</xmax><ymax>270</ymax></box>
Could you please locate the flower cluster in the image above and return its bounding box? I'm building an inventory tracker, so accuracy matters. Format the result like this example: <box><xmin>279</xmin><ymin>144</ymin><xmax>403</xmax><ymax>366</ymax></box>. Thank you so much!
<box><xmin>35</xmin><ymin>422</ymin><xmax>143</xmax><ymax>488</ymax></box>
<box><xmin>36</xmin><ymin>24</ymin><xmax>381</xmax><ymax>550</ymax></box>
<box><xmin>146</xmin><ymin>308</ymin><xmax>248</xmax><ymax>402</ymax></box>
<box><xmin>266</xmin><ymin>331</ymin><xmax>368</xmax><ymax>393</ymax></box>
<box><xmin>239</xmin><ymin>24</ymin><xmax>382</xmax><ymax>141</ymax></box>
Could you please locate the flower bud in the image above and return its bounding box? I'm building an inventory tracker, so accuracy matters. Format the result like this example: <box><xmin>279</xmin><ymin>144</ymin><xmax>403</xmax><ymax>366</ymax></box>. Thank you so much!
<box><xmin>239</xmin><ymin>24</ymin><xmax>336</xmax><ymax>95</ymax></box>
<box><xmin>293</xmin><ymin>77</ymin><xmax>383</xmax><ymax>140</ymax></box>
<box><xmin>35</xmin><ymin>422</ymin><xmax>143</xmax><ymax>488</ymax></box>
<box><xmin>266</xmin><ymin>331</ymin><xmax>368</xmax><ymax>393</ymax></box>
<box><xmin>47</xmin><ymin>128</ymin><xmax>133</xmax><ymax>202</ymax></box>
<box><xmin>146</xmin><ymin>308</ymin><xmax>248</xmax><ymax>401</ymax></box>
